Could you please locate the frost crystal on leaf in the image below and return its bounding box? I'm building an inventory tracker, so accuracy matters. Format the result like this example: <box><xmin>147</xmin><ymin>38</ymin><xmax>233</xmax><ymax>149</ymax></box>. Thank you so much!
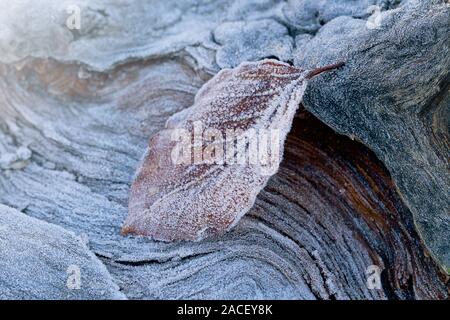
<box><xmin>122</xmin><ymin>59</ymin><xmax>343</xmax><ymax>241</ymax></box>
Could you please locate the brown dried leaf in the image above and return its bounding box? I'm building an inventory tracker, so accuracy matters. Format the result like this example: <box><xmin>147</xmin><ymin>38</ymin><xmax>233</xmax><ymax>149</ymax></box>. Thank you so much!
<box><xmin>122</xmin><ymin>59</ymin><xmax>343</xmax><ymax>241</ymax></box>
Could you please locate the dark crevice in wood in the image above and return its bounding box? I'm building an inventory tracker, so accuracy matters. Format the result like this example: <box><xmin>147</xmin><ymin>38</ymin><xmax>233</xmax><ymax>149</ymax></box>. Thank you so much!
<box><xmin>251</xmin><ymin>107</ymin><xmax>449</xmax><ymax>299</ymax></box>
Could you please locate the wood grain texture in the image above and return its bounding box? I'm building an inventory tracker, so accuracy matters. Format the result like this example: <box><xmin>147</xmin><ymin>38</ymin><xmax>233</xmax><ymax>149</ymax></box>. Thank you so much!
<box><xmin>296</xmin><ymin>0</ymin><xmax>450</xmax><ymax>273</ymax></box>
<box><xmin>109</xmin><ymin>107</ymin><xmax>450</xmax><ymax>299</ymax></box>
<box><xmin>0</xmin><ymin>204</ymin><xmax>126</xmax><ymax>299</ymax></box>
<box><xmin>0</xmin><ymin>0</ymin><xmax>448</xmax><ymax>299</ymax></box>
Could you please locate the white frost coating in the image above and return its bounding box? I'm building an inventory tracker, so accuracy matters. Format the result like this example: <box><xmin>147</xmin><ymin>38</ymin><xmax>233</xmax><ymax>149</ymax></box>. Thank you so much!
<box><xmin>0</xmin><ymin>0</ymin><xmax>216</xmax><ymax>71</ymax></box>
<box><xmin>283</xmin><ymin>0</ymin><xmax>380</xmax><ymax>33</ymax></box>
<box><xmin>0</xmin><ymin>204</ymin><xmax>126</xmax><ymax>300</ymax></box>
<box><xmin>123</xmin><ymin>59</ymin><xmax>327</xmax><ymax>241</ymax></box>
<box><xmin>0</xmin><ymin>0</ymin><xmax>297</xmax><ymax>72</ymax></box>
<box><xmin>213</xmin><ymin>19</ymin><xmax>294</xmax><ymax>68</ymax></box>
<box><xmin>0</xmin><ymin>146</ymin><xmax>32</xmax><ymax>170</ymax></box>
<box><xmin>0</xmin><ymin>0</ymin><xmax>444</xmax><ymax>299</ymax></box>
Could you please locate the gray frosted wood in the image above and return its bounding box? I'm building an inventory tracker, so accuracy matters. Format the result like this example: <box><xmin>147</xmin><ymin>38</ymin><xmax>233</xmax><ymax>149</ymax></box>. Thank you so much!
<box><xmin>213</xmin><ymin>20</ymin><xmax>293</xmax><ymax>68</ymax></box>
<box><xmin>295</xmin><ymin>0</ymin><xmax>450</xmax><ymax>273</ymax></box>
<box><xmin>0</xmin><ymin>0</ymin><xmax>448</xmax><ymax>300</ymax></box>
<box><xmin>0</xmin><ymin>0</ymin><xmax>287</xmax><ymax>72</ymax></box>
<box><xmin>0</xmin><ymin>204</ymin><xmax>126</xmax><ymax>299</ymax></box>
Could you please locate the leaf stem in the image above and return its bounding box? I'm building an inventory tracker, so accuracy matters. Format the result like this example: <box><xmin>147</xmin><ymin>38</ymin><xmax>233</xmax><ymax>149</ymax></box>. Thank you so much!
<box><xmin>306</xmin><ymin>61</ymin><xmax>345</xmax><ymax>79</ymax></box>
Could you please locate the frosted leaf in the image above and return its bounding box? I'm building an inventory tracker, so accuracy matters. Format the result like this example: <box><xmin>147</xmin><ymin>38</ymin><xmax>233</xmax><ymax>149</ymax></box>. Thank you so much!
<box><xmin>122</xmin><ymin>59</ymin><xmax>344</xmax><ymax>241</ymax></box>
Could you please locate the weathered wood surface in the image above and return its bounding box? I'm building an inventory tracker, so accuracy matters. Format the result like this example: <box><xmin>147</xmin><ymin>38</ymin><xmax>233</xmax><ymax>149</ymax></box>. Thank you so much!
<box><xmin>0</xmin><ymin>204</ymin><xmax>125</xmax><ymax>299</ymax></box>
<box><xmin>0</xmin><ymin>0</ymin><xmax>448</xmax><ymax>299</ymax></box>
<box><xmin>298</xmin><ymin>0</ymin><xmax>450</xmax><ymax>273</ymax></box>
